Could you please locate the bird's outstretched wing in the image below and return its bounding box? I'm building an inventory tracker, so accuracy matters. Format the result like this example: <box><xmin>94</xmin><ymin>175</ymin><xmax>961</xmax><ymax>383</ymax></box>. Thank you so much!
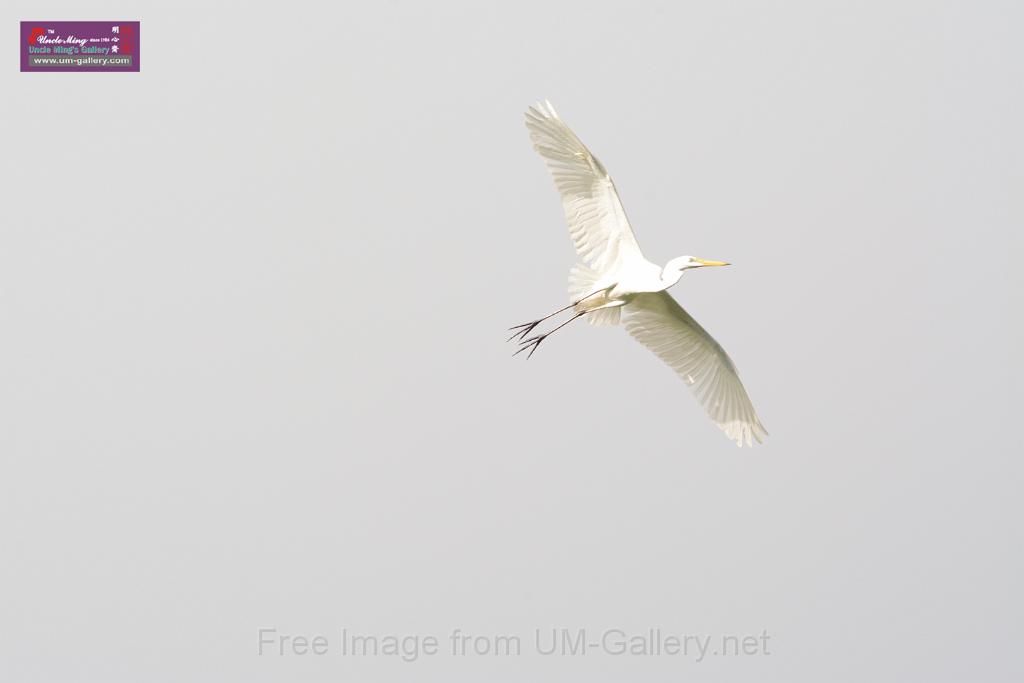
<box><xmin>624</xmin><ymin>292</ymin><xmax>768</xmax><ymax>447</ymax></box>
<box><xmin>525</xmin><ymin>101</ymin><xmax>644</xmax><ymax>273</ymax></box>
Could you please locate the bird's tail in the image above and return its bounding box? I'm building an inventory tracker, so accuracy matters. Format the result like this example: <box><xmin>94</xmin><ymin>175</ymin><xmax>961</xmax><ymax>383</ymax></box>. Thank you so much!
<box><xmin>569</xmin><ymin>263</ymin><xmax>620</xmax><ymax>326</ymax></box>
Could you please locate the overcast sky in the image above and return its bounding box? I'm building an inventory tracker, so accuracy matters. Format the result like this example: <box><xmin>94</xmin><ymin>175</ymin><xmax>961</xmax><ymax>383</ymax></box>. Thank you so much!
<box><xmin>2</xmin><ymin>1</ymin><xmax>1022</xmax><ymax>681</ymax></box>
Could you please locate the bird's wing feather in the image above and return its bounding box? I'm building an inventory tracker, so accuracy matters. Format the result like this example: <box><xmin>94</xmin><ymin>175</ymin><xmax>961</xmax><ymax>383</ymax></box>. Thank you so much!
<box><xmin>525</xmin><ymin>101</ymin><xmax>644</xmax><ymax>273</ymax></box>
<box><xmin>624</xmin><ymin>292</ymin><xmax>768</xmax><ymax>447</ymax></box>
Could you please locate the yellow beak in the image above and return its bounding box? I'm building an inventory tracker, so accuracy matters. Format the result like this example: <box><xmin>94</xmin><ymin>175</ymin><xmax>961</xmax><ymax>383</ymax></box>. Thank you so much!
<box><xmin>694</xmin><ymin>258</ymin><xmax>730</xmax><ymax>267</ymax></box>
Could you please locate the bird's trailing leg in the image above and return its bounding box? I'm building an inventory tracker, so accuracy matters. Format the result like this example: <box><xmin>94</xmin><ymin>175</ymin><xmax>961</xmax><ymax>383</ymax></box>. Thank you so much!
<box><xmin>513</xmin><ymin>310</ymin><xmax>588</xmax><ymax>359</ymax></box>
<box><xmin>507</xmin><ymin>290</ymin><xmax>602</xmax><ymax>342</ymax></box>
<box><xmin>506</xmin><ymin>303</ymin><xmax>574</xmax><ymax>342</ymax></box>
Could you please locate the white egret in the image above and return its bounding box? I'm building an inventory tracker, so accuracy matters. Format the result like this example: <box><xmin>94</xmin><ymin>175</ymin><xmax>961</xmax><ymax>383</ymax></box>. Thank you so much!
<box><xmin>511</xmin><ymin>101</ymin><xmax>767</xmax><ymax>447</ymax></box>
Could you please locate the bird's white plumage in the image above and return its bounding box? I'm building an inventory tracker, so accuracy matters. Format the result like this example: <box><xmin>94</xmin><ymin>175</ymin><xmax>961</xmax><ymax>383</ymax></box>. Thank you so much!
<box><xmin>624</xmin><ymin>292</ymin><xmax>767</xmax><ymax>447</ymax></box>
<box><xmin>568</xmin><ymin>262</ymin><xmax>621</xmax><ymax>326</ymax></box>
<box><xmin>525</xmin><ymin>101</ymin><xmax>644</xmax><ymax>274</ymax></box>
<box><xmin>519</xmin><ymin>101</ymin><xmax>768</xmax><ymax>447</ymax></box>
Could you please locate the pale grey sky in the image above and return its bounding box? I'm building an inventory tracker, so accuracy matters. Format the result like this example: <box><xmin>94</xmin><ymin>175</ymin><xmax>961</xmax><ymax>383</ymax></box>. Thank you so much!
<box><xmin>1</xmin><ymin>1</ymin><xmax>1022</xmax><ymax>681</ymax></box>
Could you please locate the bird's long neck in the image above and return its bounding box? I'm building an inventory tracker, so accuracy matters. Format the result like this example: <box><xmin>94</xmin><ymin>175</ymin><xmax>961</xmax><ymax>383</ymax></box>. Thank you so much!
<box><xmin>659</xmin><ymin>267</ymin><xmax>684</xmax><ymax>290</ymax></box>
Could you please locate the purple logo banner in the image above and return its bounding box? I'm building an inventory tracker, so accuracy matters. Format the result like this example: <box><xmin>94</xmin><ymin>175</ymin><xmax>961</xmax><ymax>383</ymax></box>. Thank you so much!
<box><xmin>21</xmin><ymin>21</ymin><xmax>140</xmax><ymax>72</ymax></box>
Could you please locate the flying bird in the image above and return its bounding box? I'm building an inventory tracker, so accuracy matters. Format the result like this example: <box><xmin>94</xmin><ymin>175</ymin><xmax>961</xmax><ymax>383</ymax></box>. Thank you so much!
<box><xmin>511</xmin><ymin>101</ymin><xmax>767</xmax><ymax>447</ymax></box>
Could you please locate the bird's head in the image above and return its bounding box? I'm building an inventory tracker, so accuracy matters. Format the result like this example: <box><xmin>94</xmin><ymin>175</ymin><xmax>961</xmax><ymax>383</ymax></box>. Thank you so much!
<box><xmin>666</xmin><ymin>255</ymin><xmax>731</xmax><ymax>274</ymax></box>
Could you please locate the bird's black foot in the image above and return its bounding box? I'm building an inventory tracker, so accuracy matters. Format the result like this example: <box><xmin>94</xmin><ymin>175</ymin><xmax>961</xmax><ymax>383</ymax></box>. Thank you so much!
<box><xmin>507</xmin><ymin>320</ymin><xmax>542</xmax><ymax>342</ymax></box>
<box><xmin>513</xmin><ymin>333</ymin><xmax>547</xmax><ymax>359</ymax></box>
